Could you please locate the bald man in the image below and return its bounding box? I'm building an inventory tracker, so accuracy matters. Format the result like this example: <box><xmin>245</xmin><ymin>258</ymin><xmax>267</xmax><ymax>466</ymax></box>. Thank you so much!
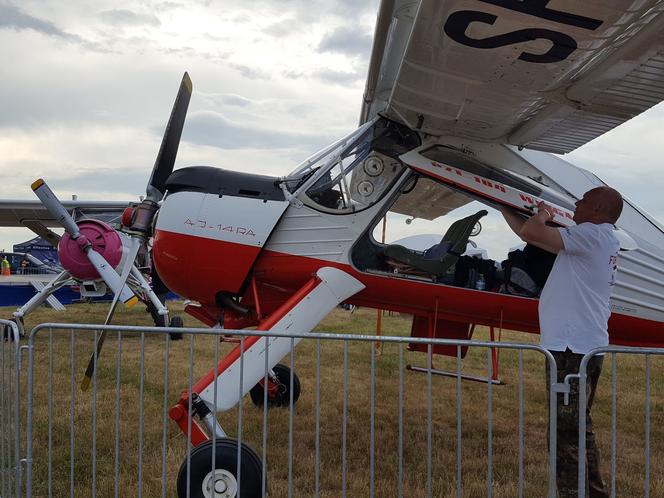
<box><xmin>502</xmin><ymin>186</ymin><xmax>623</xmax><ymax>498</ymax></box>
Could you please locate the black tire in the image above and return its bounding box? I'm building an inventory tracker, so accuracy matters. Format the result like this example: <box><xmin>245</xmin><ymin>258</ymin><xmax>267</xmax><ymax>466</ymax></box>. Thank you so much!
<box><xmin>169</xmin><ymin>315</ymin><xmax>184</xmax><ymax>341</ymax></box>
<box><xmin>249</xmin><ymin>364</ymin><xmax>301</xmax><ymax>408</ymax></box>
<box><xmin>176</xmin><ymin>438</ymin><xmax>263</xmax><ymax>498</ymax></box>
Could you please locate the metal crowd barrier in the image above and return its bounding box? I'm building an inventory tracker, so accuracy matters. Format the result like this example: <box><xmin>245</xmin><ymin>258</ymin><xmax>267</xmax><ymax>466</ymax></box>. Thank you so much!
<box><xmin>18</xmin><ymin>323</ymin><xmax>563</xmax><ymax>498</ymax></box>
<box><xmin>574</xmin><ymin>346</ymin><xmax>664</xmax><ymax>498</ymax></box>
<box><xmin>1</xmin><ymin>319</ymin><xmax>21</xmax><ymax>498</ymax></box>
<box><xmin>4</xmin><ymin>321</ymin><xmax>659</xmax><ymax>497</ymax></box>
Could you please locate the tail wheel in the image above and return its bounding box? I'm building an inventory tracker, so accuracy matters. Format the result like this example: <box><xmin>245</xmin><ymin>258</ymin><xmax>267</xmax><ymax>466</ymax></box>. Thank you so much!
<box><xmin>249</xmin><ymin>363</ymin><xmax>301</xmax><ymax>408</ymax></box>
<box><xmin>176</xmin><ymin>438</ymin><xmax>263</xmax><ymax>498</ymax></box>
<box><xmin>169</xmin><ymin>314</ymin><xmax>184</xmax><ymax>341</ymax></box>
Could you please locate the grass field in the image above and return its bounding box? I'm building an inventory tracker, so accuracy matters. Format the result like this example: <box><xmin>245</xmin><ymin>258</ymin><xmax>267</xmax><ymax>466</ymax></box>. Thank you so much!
<box><xmin>2</xmin><ymin>301</ymin><xmax>663</xmax><ymax>497</ymax></box>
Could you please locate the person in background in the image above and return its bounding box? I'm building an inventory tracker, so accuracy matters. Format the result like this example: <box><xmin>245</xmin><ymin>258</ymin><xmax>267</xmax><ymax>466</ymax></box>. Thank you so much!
<box><xmin>20</xmin><ymin>256</ymin><xmax>30</xmax><ymax>275</ymax></box>
<box><xmin>1</xmin><ymin>256</ymin><xmax>10</xmax><ymax>276</ymax></box>
<box><xmin>501</xmin><ymin>186</ymin><xmax>623</xmax><ymax>498</ymax></box>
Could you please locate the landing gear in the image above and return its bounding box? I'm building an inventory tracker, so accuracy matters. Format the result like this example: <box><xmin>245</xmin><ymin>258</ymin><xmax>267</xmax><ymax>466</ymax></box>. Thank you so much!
<box><xmin>169</xmin><ymin>314</ymin><xmax>184</xmax><ymax>341</ymax></box>
<box><xmin>176</xmin><ymin>438</ymin><xmax>263</xmax><ymax>498</ymax></box>
<box><xmin>249</xmin><ymin>363</ymin><xmax>301</xmax><ymax>408</ymax></box>
<box><xmin>146</xmin><ymin>299</ymin><xmax>183</xmax><ymax>340</ymax></box>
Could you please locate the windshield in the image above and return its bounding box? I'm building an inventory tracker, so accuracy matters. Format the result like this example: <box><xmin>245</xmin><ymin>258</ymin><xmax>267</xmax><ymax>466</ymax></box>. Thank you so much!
<box><xmin>283</xmin><ymin>117</ymin><xmax>420</xmax><ymax>214</ymax></box>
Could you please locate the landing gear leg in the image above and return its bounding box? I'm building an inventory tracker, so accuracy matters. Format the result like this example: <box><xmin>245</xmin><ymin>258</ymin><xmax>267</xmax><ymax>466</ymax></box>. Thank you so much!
<box><xmin>147</xmin><ymin>296</ymin><xmax>183</xmax><ymax>340</ymax></box>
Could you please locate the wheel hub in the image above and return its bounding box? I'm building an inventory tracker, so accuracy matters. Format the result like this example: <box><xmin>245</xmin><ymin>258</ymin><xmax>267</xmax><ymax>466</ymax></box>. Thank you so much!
<box><xmin>202</xmin><ymin>468</ymin><xmax>237</xmax><ymax>497</ymax></box>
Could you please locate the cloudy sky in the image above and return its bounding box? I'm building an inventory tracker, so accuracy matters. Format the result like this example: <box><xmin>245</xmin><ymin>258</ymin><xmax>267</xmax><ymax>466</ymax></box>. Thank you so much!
<box><xmin>1</xmin><ymin>0</ymin><xmax>663</xmax><ymax>260</ymax></box>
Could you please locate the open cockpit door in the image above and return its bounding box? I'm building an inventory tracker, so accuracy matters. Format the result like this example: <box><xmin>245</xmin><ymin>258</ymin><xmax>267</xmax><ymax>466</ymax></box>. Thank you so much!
<box><xmin>399</xmin><ymin>143</ymin><xmax>639</xmax><ymax>249</ymax></box>
<box><xmin>400</xmin><ymin>144</ymin><xmax>577</xmax><ymax>226</ymax></box>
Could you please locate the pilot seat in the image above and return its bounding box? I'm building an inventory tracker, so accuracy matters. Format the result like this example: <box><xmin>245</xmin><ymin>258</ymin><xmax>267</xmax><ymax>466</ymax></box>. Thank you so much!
<box><xmin>383</xmin><ymin>210</ymin><xmax>488</xmax><ymax>280</ymax></box>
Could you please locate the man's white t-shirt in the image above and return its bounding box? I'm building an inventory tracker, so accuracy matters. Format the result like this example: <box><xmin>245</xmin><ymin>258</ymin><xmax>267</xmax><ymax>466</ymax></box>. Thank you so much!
<box><xmin>538</xmin><ymin>222</ymin><xmax>619</xmax><ymax>354</ymax></box>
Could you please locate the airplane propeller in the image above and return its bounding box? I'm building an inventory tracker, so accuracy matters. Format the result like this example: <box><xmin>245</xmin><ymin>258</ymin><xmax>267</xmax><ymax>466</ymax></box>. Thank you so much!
<box><xmin>23</xmin><ymin>73</ymin><xmax>192</xmax><ymax>389</ymax></box>
<box><xmin>31</xmin><ymin>178</ymin><xmax>138</xmax><ymax>307</ymax></box>
<box><xmin>80</xmin><ymin>72</ymin><xmax>192</xmax><ymax>388</ymax></box>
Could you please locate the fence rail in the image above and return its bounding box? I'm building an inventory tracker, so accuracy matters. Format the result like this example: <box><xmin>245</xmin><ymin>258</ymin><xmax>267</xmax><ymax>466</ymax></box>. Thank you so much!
<box><xmin>575</xmin><ymin>346</ymin><xmax>664</xmax><ymax>498</ymax></box>
<box><xmin>0</xmin><ymin>320</ymin><xmax>662</xmax><ymax>497</ymax></box>
<box><xmin>1</xmin><ymin>319</ymin><xmax>21</xmax><ymax>498</ymax></box>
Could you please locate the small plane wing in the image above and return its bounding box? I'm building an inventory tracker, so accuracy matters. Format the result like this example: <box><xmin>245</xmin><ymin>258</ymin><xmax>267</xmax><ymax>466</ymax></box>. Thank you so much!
<box><xmin>361</xmin><ymin>0</ymin><xmax>664</xmax><ymax>153</ymax></box>
<box><xmin>0</xmin><ymin>200</ymin><xmax>130</xmax><ymax>228</ymax></box>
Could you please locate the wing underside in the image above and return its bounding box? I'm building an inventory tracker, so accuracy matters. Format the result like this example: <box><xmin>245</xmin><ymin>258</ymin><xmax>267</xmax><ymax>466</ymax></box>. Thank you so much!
<box><xmin>0</xmin><ymin>200</ymin><xmax>129</xmax><ymax>228</ymax></box>
<box><xmin>362</xmin><ymin>0</ymin><xmax>664</xmax><ymax>153</ymax></box>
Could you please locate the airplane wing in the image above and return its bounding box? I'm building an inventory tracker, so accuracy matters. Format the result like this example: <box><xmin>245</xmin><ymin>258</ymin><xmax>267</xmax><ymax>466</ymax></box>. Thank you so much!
<box><xmin>361</xmin><ymin>0</ymin><xmax>664</xmax><ymax>153</ymax></box>
<box><xmin>0</xmin><ymin>200</ymin><xmax>130</xmax><ymax>228</ymax></box>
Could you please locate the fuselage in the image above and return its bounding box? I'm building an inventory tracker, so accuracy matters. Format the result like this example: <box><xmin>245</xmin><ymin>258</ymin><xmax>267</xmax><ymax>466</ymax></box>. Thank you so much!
<box><xmin>152</xmin><ymin>118</ymin><xmax>664</xmax><ymax>348</ymax></box>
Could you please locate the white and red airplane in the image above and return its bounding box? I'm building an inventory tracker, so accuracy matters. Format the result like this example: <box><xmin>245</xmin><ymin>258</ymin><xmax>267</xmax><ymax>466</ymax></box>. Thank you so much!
<box><xmin>3</xmin><ymin>1</ymin><xmax>664</xmax><ymax>496</ymax></box>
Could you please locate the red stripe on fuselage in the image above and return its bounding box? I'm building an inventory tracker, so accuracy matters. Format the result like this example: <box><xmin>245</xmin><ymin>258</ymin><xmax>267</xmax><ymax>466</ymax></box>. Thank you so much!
<box><xmin>152</xmin><ymin>229</ymin><xmax>260</xmax><ymax>304</ymax></box>
<box><xmin>251</xmin><ymin>249</ymin><xmax>664</xmax><ymax>347</ymax></box>
<box><xmin>153</xmin><ymin>228</ymin><xmax>663</xmax><ymax>347</ymax></box>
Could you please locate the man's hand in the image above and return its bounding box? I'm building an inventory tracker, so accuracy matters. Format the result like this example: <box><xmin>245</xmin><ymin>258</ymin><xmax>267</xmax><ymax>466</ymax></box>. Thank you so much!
<box><xmin>520</xmin><ymin>201</ymin><xmax>563</xmax><ymax>253</ymax></box>
<box><xmin>535</xmin><ymin>201</ymin><xmax>555</xmax><ymax>223</ymax></box>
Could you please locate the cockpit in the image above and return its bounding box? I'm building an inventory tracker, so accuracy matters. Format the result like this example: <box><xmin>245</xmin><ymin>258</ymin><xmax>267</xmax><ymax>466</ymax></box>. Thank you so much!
<box><xmin>280</xmin><ymin>116</ymin><xmax>576</xmax><ymax>298</ymax></box>
<box><xmin>282</xmin><ymin>117</ymin><xmax>420</xmax><ymax>214</ymax></box>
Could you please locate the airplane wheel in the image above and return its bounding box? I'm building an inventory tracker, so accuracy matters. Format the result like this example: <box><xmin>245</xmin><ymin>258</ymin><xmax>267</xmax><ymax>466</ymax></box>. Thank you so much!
<box><xmin>176</xmin><ymin>438</ymin><xmax>263</xmax><ymax>498</ymax></box>
<box><xmin>249</xmin><ymin>364</ymin><xmax>301</xmax><ymax>408</ymax></box>
<box><xmin>169</xmin><ymin>315</ymin><xmax>184</xmax><ymax>341</ymax></box>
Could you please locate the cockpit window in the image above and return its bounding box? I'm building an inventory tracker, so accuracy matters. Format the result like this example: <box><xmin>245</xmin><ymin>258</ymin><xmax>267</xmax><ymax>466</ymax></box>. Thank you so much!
<box><xmin>286</xmin><ymin>117</ymin><xmax>420</xmax><ymax>214</ymax></box>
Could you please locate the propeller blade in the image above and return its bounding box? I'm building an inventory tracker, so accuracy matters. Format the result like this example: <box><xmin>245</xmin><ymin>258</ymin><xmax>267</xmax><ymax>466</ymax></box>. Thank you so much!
<box><xmin>81</xmin><ymin>232</ymin><xmax>143</xmax><ymax>390</ymax></box>
<box><xmin>31</xmin><ymin>179</ymin><xmax>80</xmax><ymax>237</ymax></box>
<box><xmin>22</xmin><ymin>219</ymin><xmax>61</xmax><ymax>247</ymax></box>
<box><xmin>146</xmin><ymin>72</ymin><xmax>192</xmax><ymax>201</ymax></box>
<box><xmin>80</xmin><ymin>329</ymin><xmax>109</xmax><ymax>391</ymax></box>
<box><xmin>85</xmin><ymin>248</ymin><xmax>138</xmax><ymax>306</ymax></box>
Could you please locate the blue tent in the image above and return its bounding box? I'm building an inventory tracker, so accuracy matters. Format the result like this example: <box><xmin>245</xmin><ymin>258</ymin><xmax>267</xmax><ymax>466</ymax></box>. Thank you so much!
<box><xmin>13</xmin><ymin>236</ymin><xmax>59</xmax><ymax>265</ymax></box>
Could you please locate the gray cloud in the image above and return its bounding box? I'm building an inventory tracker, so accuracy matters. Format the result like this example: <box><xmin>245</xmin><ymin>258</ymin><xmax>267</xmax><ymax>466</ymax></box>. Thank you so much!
<box><xmin>330</xmin><ymin>0</ymin><xmax>379</xmax><ymax>13</ymax></box>
<box><xmin>99</xmin><ymin>9</ymin><xmax>161</xmax><ymax>27</ymax></box>
<box><xmin>264</xmin><ymin>18</ymin><xmax>299</xmax><ymax>37</ymax></box>
<box><xmin>0</xmin><ymin>1</ymin><xmax>106</xmax><ymax>52</ymax></box>
<box><xmin>192</xmin><ymin>93</ymin><xmax>321</xmax><ymax>129</ymax></box>
<box><xmin>156</xmin><ymin>2</ymin><xmax>185</xmax><ymax>12</ymax></box>
<box><xmin>282</xmin><ymin>67</ymin><xmax>364</xmax><ymax>85</ymax></box>
<box><xmin>314</xmin><ymin>68</ymin><xmax>364</xmax><ymax>85</ymax></box>
<box><xmin>259</xmin><ymin>0</ymin><xmax>379</xmax><ymax>22</ymax></box>
<box><xmin>50</xmin><ymin>167</ymin><xmax>149</xmax><ymax>198</ymax></box>
<box><xmin>183</xmin><ymin>110</ymin><xmax>332</xmax><ymax>150</ymax></box>
<box><xmin>0</xmin><ymin>1</ymin><xmax>77</xmax><ymax>40</ymax></box>
<box><xmin>318</xmin><ymin>26</ymin><xmax>372</xmax><ymax>57</ymax></box>
<box><xmin>220</xmin><ymin>94</ymin><xmax>252</xmax><ymax>107</ymax></box>
<box><xmin>229</xmin><ymin>63</ymin><xmax>270</xmax><ymax>80</ymax></box>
